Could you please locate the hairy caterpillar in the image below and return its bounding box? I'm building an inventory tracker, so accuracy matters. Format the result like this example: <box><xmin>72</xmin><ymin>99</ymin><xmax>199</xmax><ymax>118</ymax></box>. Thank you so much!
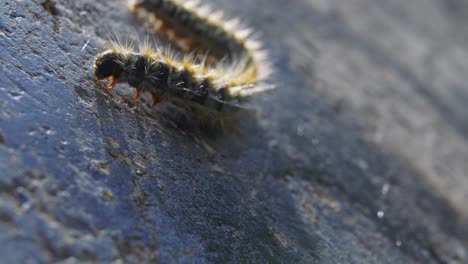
<box><xmin>93</xmin><ymin>0</ymin><xmax>272</xmax><ymax>112</ymax></box>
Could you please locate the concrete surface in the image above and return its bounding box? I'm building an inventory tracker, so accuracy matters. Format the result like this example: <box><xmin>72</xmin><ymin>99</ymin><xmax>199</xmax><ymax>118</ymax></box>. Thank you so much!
<box><xmin>0</xmin><ymin>0</ymin><xmax>467</xmax><ymax>263</ymax></box>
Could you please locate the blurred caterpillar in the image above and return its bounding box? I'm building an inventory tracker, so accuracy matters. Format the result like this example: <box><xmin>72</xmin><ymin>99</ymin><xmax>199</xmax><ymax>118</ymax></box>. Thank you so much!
<box><xmin>93</xmin><ymin>0</ymin><xmax>272</xmax><ymax>112</ymax></box>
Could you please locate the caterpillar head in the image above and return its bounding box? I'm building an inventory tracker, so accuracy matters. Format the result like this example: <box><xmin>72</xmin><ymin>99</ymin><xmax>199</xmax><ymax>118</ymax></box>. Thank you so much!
<box><xmin>93</xmin><ymin>50</ymin><xmax>125</xmax><ymax>80</ymax></box>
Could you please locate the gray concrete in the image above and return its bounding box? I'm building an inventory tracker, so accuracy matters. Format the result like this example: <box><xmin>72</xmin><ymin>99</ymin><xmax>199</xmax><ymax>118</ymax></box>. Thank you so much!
<box><xmin>0</xmin><ymin>0</ymin><xmax>467</xmax><ymax>263</ymax></box>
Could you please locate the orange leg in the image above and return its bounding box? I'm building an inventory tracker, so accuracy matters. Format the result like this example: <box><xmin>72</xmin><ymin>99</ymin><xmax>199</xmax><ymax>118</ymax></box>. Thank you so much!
<box><xmin>147</xmin><ymin>92</ymin><xmax>160</xmax><ymax>107</ymax></box>
<box><xmin>107</xmin><ymin>76</ymin><xmax>116</xmax><ymax>89</ymax></box>
<box><xmin>132</xmin><ymin>88</ymin><xmax>141</xmax><ymax>103</ymax></box>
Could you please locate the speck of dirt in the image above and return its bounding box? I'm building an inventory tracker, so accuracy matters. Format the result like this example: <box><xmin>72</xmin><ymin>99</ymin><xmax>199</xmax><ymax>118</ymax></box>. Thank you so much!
<box><xmin>0</xmin><ymin>131</ymin><xmax>5</xmax><ymax>145</ymax></box>
<box><xmin>41</xmin><ymin>0</ymin><xmax>59</xmax><ymax>16</ymax></box>
<box><xmin>101</xmin><ymin>190</ymin><xmax>114</xmax><ymax>201</ymax></box>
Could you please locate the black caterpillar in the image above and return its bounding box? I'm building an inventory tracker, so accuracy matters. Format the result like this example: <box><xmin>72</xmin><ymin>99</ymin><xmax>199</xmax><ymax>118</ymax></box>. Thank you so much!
<box><xmin>93</xmin><ymin>0</ymin><xmax>271</xmax><ymax>111</ymax></box>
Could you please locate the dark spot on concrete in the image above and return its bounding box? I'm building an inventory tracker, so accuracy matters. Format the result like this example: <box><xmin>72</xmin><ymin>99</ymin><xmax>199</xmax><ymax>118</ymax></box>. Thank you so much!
<box><xmin>100</xmin><ymin>190</ymin><xmax>114</xmax><ymax>201</ymax></box>
<box><xmin>91</xmin><ymin>160</ymin><xmax>110</xmax><ymax>175</ymax></box>
<box><xmin>0</xmin><ymin>208</ymin><xmax>14</xmax><ymax>223</ymax></box>
<box><xmin>0</xmin><ymin>131</ymin><xmax>5</xmax><ymax>145</ymax></box>
<box><xmin>41</xmin><ymin>0</ymin><xmax>59</xmax><ymax>16</ymax></box>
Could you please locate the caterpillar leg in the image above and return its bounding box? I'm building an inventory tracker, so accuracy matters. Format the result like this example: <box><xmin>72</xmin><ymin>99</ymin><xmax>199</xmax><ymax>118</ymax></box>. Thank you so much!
<box><xmin>107</xmin><ymin>76</ymin><xmax>117</xmax><ymax>89</ymax></box>
<box><xmin>147</xmin><ymin>92</ymin><xmax>160</xmax><ymax>107</ymax></box>
<box><xmin>132</xmin><ymin>87</ymin><xmax>142</xmax><ymax>103</ymax></box>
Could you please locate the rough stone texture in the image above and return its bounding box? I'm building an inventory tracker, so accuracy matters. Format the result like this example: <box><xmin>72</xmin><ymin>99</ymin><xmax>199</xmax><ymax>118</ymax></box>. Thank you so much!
<box><xmin>0</xmin><ymin>0</ymin><xmax>467</xmax><ymax>263</ymax></box>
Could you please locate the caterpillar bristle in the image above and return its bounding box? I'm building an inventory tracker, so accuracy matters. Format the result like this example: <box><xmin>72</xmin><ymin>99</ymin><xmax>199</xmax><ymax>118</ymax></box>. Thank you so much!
<box><xmin>138</xmin><ymin>37</ymin><xmax>155</xmax><ymax>58</ymax></box>
<box><xmin>183</xmin><ymin>0</ymin><xmax>200</xmax><ymax>9</ymax></box>
<box><xmin>224</xmin><ymin>18</ymin><xmax>241</xmax><ymax>31</ymax></box>
<box><xmin>196</xmin><ymin>4</ymin><xmax>213</xmax><ymax>17</ymax></box>
<box><xmin>208</xmin><ymin>10</ymin><xmax>224</xmax><ymax>23</ymax></box>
